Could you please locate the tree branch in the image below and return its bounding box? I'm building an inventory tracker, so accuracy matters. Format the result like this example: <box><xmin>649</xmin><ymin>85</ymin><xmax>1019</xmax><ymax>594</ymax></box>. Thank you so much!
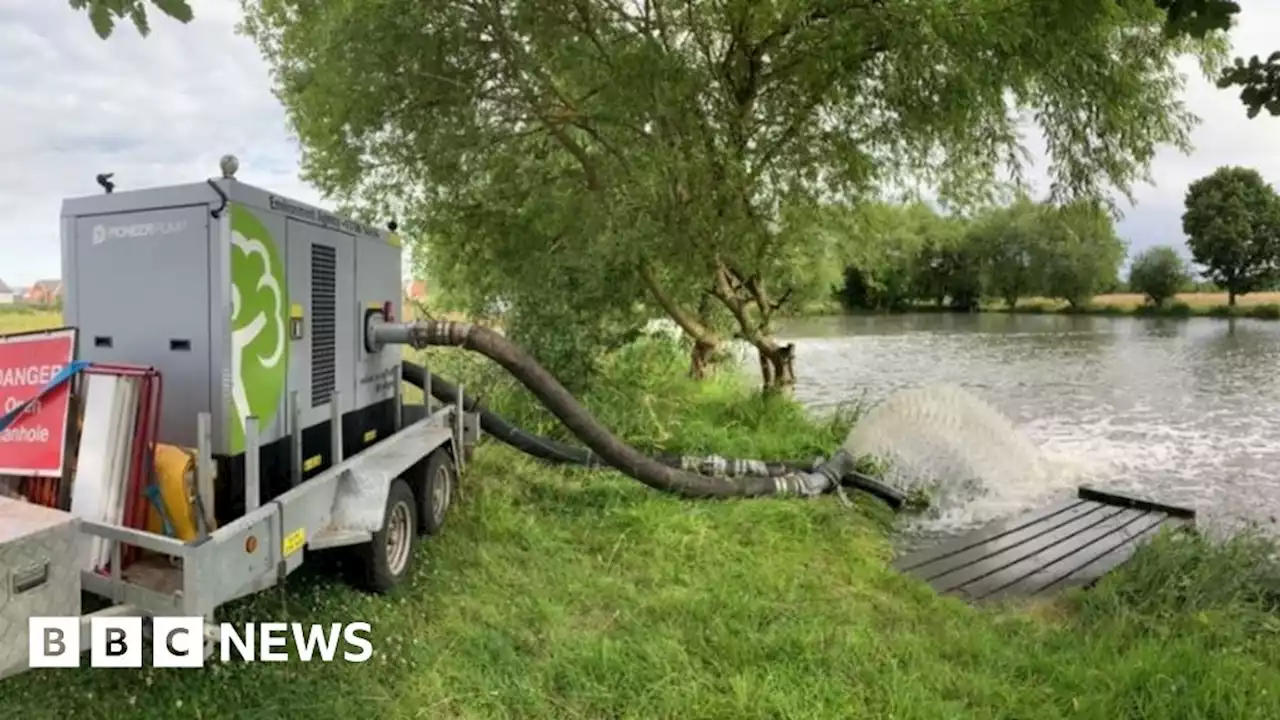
<box><xmin>481</xmin><ymin>0</ymin><xmax>635</xmax><ymax>190</ymax></box>
<box><xmin>711</xmin><ymin>260</ymin><xmax>776</xmax><ymax>351</ymax></box>
<box><xmin>749</xmin><ymin>40</ymin><xmax>886</xmax><ymax>184</ymax></box>
<box><xmin>639</xmin><ymin>262</ymin><xmax>721</xmax><ymax>344</ymax></box>
<box><xmin>570</xmin><ymin>0</ymin><xmax>617</xmax><ymax>70</ymax></box>
<box><xmin>756</xmin><ymin>0</ymin><xmax>881</xmax><ymax>55</ymax></box>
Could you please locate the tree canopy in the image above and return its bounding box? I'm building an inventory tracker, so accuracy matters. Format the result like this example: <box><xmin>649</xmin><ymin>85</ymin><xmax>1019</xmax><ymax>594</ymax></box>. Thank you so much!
<box><xmin>1128</xmin><ymin>245</ymin><xmax>1191</xmax><ymax>306</ymax></box>
<box><xmin>1153</xmin><ymin>0</ymin><xmax>1280</xmax><ymax>119</ymax></box>
<box><xmin>65</xmin><ymin>0</ymin><xmax>1258</xmax><ymax>384</ymax></box>
<box><xmin>74</xmin><ymin>1</ymin><xmax>1272</xmax><ymax>118</ymax></box>
<box><xmin>1181</xmin><ymin>166</ymin><xmax>1280</xmax><ymax>305</ymax></box>
<box><xmin>1175</xmin><ymin>0</ymin><xmax>1280</xmax><ymax>119</ymax></box>
<box><xmin>238</xmin><ymin>0</ymin><xmax>1225</xmax><ymax>392</ymax></box>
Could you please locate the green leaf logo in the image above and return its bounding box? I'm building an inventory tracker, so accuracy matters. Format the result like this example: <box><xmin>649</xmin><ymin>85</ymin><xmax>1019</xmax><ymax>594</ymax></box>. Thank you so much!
<box><xmin>229</xmin><ymin>205</ymin><xmax>289</xmax><ymax>454</ymax></box>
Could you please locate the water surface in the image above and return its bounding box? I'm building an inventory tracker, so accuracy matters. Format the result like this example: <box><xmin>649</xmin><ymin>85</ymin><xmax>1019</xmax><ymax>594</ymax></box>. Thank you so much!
<box><xmin>777</xmin><ymin>313</ymin><xmax>1280</xmax><ymax>536</ymax></box>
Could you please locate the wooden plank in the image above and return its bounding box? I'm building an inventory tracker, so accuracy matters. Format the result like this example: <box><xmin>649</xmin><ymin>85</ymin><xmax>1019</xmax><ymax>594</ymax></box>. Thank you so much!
<box><xmin>893</xmin><ymin>497</ymin><xmax>1087</xmax><ymax>573</ymax></box>
<box><xmin>904</xmin><ymin>501</ymin><xmax>1109</xmax><ymax>582</ymax></box>
<box><xmin>926</xmin><ymin>505</ymin><xmax>1136</xmax><ymax>594</ymax></box>
<box><xmin>894</xmin><ymin>486</ymin><xmax>1199</xmax><ymax>602</ymax></box>
<box><xmin>957</xmin><ymin>508</ymin><xmax>1154</xmax><ymax>600</ymax></box>
<box><xmin>1032</xmin><ymin>515</ymin><xmax>1190</xmax><ymax>595</ymax></box>
<box><xmin>1077</xmin><ymin>486</ymin><xmax>1197</xmax><ymax>520</ymax></box>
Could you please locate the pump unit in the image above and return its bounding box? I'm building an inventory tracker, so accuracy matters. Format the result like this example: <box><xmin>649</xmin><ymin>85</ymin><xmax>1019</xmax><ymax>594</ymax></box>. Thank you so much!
<box><xmin>61</xmin><ymin>176</ymin><xmax>405</xmax><ymax>524</ymax></box>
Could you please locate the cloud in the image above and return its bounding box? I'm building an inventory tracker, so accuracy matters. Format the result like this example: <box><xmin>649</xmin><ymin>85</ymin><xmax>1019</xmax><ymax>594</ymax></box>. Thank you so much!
<box><xmin>0</xmin><ymin>0</ymin><xmax>320</xmax><ymax>288</ymax></box>
<box><xmin>2</xmin><ymin>1</ymin><xmax>1279</xmax><ymax>287</ymax></box>
<box><xmin>1011</xmin><ymin>6</ymin><xmax>1280</xmax><ymax>263</ymax></box>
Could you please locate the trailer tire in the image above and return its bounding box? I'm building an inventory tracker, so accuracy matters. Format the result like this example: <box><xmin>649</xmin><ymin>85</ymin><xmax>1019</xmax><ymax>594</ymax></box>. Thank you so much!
<box><xmin>419</xmin><ymin>449</ymin><xmax>455</xmax><ymax>536</ymax></box>
<box><xmin>352</xmin><ymin>477</ymin><xmax>418</xmax><ymax>593</ymax></box>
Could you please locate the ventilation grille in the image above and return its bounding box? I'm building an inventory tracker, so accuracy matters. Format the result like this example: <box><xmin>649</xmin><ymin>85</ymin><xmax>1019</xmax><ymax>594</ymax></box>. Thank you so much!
<box><xmin>311</xmin><ymin>243</ymin><xmax>337</xmax><ymax>407</ymax></box>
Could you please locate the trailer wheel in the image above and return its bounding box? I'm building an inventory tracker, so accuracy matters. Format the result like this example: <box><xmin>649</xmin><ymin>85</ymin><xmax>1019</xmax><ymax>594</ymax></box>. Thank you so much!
<box><xmin>419</xmin><ymin>449</ymin><xmax>455</xmax><ymax>536</ymax></box>
<box><xmin>352</xmin><ymin>477</ymin><xmax>418</xmax><ymax>593</ymax></box>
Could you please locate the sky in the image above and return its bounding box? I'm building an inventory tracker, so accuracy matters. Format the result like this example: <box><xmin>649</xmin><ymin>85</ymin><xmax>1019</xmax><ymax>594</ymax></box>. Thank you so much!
<box><xmin>1</xmin><ymin>1</ymin><xmax>1279</xmax><ymax>289</ymax></box>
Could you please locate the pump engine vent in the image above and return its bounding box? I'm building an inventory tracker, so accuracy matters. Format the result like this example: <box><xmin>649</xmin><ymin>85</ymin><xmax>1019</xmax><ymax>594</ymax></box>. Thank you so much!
<box><xmin>311</xmin><ymin>243</ymin><xmax>337</xmax><ymax>407</ymax></box>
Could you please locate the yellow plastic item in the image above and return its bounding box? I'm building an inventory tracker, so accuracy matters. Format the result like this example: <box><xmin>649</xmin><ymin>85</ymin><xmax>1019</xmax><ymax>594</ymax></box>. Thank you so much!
<box><xmin>145</xmin><ymin>443</ymin><xmax>206</xmax><ymax>542</ymax></box>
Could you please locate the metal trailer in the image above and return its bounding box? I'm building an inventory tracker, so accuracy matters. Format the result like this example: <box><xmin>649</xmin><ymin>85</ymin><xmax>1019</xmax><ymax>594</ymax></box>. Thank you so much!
<box><xmin>1</xmin><ymin>160</ymin><xmax>481</xmax><ymax>677</ymax></box>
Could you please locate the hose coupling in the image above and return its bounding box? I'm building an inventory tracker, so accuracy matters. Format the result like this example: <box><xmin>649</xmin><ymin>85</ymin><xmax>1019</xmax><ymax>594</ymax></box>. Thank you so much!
<box><xmin>774</xmin><ymin>472</ymin><xmax>833</xmax><ymax>497</ymax></box>
<box><xmin>774</xmin><ymin>448</ymin><xmax>858</xmax><ymax>497</ymax></box>
<box><xmin>366</xmin><ymin>319</ymin><xmax>475</xmax><ymax>351</ymax></box>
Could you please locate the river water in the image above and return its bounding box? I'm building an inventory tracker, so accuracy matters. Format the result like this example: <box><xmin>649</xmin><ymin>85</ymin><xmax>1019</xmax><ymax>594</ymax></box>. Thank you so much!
<box><xmin>777</xmin><ymin>313</ymin><xmax>1280</xmax><ymax>538</ymax></box>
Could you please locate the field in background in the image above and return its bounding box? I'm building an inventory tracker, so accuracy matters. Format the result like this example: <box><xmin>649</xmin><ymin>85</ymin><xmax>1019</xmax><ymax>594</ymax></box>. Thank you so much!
<box><xmin>0</xmin><ymin>308</ymin><xmax>61</xmax><ymax>334</ymax></box>
<box><xmin>1018</xmin><ymin>291</ymin><xmax>1280</xmax><ymax>310</ymax></box>
<box><xmin>805</xmin><ymin>291</ymin><xmax>1280</xmax><ymax>320</ymax></box>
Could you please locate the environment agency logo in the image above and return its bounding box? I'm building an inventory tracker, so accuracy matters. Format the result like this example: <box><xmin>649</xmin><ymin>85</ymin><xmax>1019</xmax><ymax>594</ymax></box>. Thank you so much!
<box><xmin>229</xmin><ymin>205</ymin><xmax>288</xmax><ymax>453</ymax></box>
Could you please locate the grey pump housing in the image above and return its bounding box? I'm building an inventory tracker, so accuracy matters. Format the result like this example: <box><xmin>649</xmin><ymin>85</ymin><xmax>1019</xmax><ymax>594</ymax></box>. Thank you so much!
<box><xmin>61</xmin><ymin>178</ymin><xmax>405</xmax><ymax>521</ymax></box>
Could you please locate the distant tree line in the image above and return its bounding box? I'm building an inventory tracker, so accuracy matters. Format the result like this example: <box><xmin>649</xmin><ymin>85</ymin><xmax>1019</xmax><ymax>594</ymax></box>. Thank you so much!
<box><xmin>835</xmin><ymin>164</ymin><xmax>1280</xmax><ymax>313</ymax></box>
<box><xmin>836</xmin><ymin>198</ymin><xmax>1128</xmax><ymax>312</ymax></box>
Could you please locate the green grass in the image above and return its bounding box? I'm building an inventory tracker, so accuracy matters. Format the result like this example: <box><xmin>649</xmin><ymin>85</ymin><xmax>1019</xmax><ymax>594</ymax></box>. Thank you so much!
<box><xmin>4</xmin><ymin>336</ymin><xmax>1280</xmax><ymax>719</ymax></box>
<box><xmin>0</xmin><ymin>306</ymin><xmax>61</xmax><ymax>334</ymax></box>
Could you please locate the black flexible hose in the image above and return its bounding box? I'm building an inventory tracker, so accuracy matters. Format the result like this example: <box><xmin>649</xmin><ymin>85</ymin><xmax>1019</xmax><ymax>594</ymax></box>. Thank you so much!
<box><xmin>393</xmin><ymin>320</ymin><xmax>908</xmax><ymax>508</ymax></box>
<box><xmin>400</xmin><ymin>361</ymin><xmax>815</xmax><ymax>476</ymax></box>
<box><xmin>397</xmin><ymin>321</ymin><xmax>842</xmax><ymax>498</ymax></box>
<box><xmin>394</xmin><ymin>343</ymin><xmax>906</xmax><ymax>504</ymax></box>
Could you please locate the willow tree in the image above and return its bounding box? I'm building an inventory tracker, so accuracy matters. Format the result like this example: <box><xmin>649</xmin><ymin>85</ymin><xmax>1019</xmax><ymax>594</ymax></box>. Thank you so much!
<box><xmin>1036</xmin><ymin>200</ymin><xmax>1129</xmax><ymax>308</ymax></box>
<box><xmin>965</xmin><ymin>197</ymin><xmax>1047</xmax><ymax>310</ymax></box>
<box><xmin>241</xmin><ymin>0</ymin><xmax>1223</xmax><ymax>393</ymax></box>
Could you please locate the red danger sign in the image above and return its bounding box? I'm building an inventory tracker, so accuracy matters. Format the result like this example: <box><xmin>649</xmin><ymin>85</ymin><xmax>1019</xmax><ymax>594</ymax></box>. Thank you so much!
<box><xmin>0</xmin><ymin>328</ymin><xmax>77</xmax><ymax>477</ymax></box>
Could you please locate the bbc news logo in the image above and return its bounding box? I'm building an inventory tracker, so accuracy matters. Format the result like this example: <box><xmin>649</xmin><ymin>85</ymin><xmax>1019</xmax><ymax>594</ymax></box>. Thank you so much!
<box><xmin>28</xmin><ymin>617</ymin><xmax>374</xmax><ymax>668</ymax></box>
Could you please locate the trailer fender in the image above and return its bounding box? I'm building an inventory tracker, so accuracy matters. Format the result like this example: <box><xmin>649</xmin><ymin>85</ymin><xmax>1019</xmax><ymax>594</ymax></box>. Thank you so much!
<box><xmin>328</xmin><ymin>423</ymin><xmax>455</xmax><ymax>534</ymax></box>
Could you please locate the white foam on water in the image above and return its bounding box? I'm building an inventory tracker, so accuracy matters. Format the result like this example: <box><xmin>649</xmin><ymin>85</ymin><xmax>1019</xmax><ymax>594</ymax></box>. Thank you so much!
<box><xmin>1024</xmin><ymin>413</ymin><xmax>1280</xmax><ymax>533</ymax></box>
<box><xmin>844</xmin><ymin>384</ymin><xmax>1084</xmax><ymax>536</ymax></box>
<box><xmin>783</xmin><ymin>315</ymin><xmax>1280</xmax><ymax>539</ymax></box>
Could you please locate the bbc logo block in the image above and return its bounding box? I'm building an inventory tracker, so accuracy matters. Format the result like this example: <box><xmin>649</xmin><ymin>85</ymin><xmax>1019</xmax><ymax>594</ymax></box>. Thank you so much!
<box><xmin>29</xmin><ymin>616</ymin><xmax>206</xmax><ymax>669</ymax></box>
<box><xmin>91</xmin><ymin>616</ymin><xmax>143</xmax><ymax>668</ymax></box>
<box><xmin>27</xmin><ymin>617</ymin><xmax>79</xmax><ymax>668</ymax></box>
<box><xmin>26</xmin><ymin>616</ymin><xmax>374</xmax><ymax>668</ymax></box>
<box><xmin>152</xmin><ymin>617</ymin><xmax>206</xmax><ymax>667</ymax></box>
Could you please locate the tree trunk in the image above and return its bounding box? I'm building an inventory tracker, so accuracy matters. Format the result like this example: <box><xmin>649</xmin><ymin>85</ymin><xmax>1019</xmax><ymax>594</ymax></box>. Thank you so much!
<box><xmin>757</xmin><ymin>342</ymin><xmax>796</xmax><ymax>395</ymax></box>
<box><xmin>706</xmin><ymin>260</ymin><xmax>798</xmax><ymax>394</ymax></box>
<box><xmin>1229</xmin><ymin>290</ymin><xmax>1237</xmax><ymax>307</ymax></box>
<box><xmin>686</xmin><ymin>293</ymin><xmax>722</xmax><ymax>379</ymax></box>
<box><xmin>638</xmin><ymin>262</ymin><xmax>722</xmax><ymax>378</ymax></box>
<box><xmin>689</xmin><ymin>339</ymin><xmax>716</xmax><ymax>379</ymax></box>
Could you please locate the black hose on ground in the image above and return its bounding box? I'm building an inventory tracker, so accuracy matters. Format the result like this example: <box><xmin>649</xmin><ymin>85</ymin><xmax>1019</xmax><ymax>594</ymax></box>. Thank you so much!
<box><xmin>401</xmin><ymin>361</ymin><xmax>816</xmax><ymax>477</ymax></box>
<box><xmin>393</xmin><ymin>320</ymin><xmax>903</xmax><ymax>505</ymax></box>
<box><xmin>402</xmin><ymin>360</ymin><xmax>595</xmax><ymax>466</ymax></box>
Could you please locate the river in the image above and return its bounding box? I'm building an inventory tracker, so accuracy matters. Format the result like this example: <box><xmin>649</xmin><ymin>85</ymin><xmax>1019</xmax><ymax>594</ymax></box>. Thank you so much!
<box><xmin>777</xmin><ymin>312</ymin><xmax>1280</xmax><ymax>538</ymax></box>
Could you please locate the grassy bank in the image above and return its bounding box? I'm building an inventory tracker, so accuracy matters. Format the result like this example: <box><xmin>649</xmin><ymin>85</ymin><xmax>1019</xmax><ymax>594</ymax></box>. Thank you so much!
<box><xmin>3</xmin><ymin>315</ymin><xmax>1280</xmax><ymax>718</ymax></box>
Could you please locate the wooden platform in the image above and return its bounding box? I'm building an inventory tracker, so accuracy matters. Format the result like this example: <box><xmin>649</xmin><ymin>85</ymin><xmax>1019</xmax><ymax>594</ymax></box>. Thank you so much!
<box><xmin>894</xmin><ymin>487</ymin><xmax>1196</xmax><ymax>602</ymax></box>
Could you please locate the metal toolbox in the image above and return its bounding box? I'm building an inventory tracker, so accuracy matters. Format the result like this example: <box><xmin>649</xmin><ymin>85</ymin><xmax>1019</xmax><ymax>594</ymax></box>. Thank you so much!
<box><xmin>0</xmin><ymin>497</ymin><xmax>82</xmax><ymax>680</ymax></box>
